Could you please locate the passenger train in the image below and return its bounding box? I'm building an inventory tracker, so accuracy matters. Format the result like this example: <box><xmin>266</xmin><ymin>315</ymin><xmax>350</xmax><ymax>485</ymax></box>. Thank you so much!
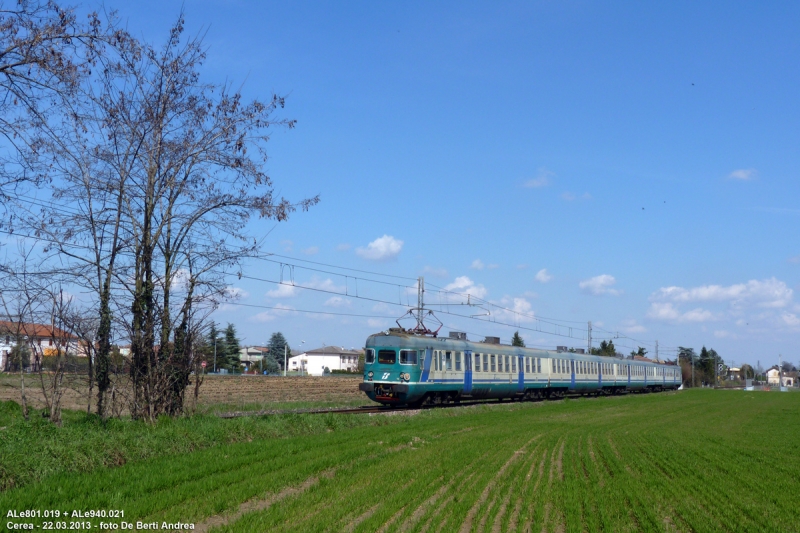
<box><xmin>359</xmin><ymin>328</ymin><xmax>681</xmax><ymax>406</ymax></box>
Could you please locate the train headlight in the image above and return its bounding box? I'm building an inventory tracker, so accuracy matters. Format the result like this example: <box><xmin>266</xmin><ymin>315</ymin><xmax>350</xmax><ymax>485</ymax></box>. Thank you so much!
<box><xmin>403</xmin><ymin>373</ymin><xmax>410</xmax><ymax>381</ymax></box>
<box><xmin>367</xmin><ymin>371</ymin><xmax>374</xmax><ymax>378</ymax></box>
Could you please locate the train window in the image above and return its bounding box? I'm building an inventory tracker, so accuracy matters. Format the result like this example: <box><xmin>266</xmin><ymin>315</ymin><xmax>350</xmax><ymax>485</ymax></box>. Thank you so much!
<box><xmin>419</xmin><ymin>350</ymin><xmax>425</xmax><ymax>369</ymax></box>
<box><xmin>433</xmin><ymin>351</ymin><xmax>438</xmax><ymax>371</ymax></box>
<box><xmin>505</xmin><ymin>355</ymin><xmax>509</xmax><ymax>372</ymax></box>
<box><xmin>491</xmin><ymin>354</ymin><xmax>496</xmax><ymax>372</ymax></box>
<box><xmin>365</xmin><ymin>349</ymin><xmax>375</xmax><ymax>364</ymax></box>
<box><xmin>537</xmin><ymin>358</ymin><xmax>541</xmax><ymax>373</ymax></box>
<box><xmin>512</xmin><ymin>357</ymin><xmax>517</xmax><ymax>373</ymax></box>
<box><xmin>400</xmin><ymin>350</ymin><xmax>417</xmax><ymax>365</ymax></box>
<box><xmin>525</xmin><ymin>357</ymin><xmax>530</xmax><ymax>373</ymax></box>
<box><xmin>498</xmin><ymin>356</ymin><xmax>503</xmax><ymax>373</ymax></box>
<box><xmin>474</xmin><ymin>353</ymin><xmax>481</xmax><ymax>372</ymax></box>
<box><xmin>445</xmin><ymin>351</ymin><xmax>452</xmax><ymax>371</ymax></box>
<box><xmin>378</xmin><ymin>350</ymin><xmax>396</xmax><ymax>364</ymax></box>
<box><xmin>483</xmin><ymin>354</ymin><xmax>489</xmax><ymax>372</ymax></box>
<box><xmin>455</xmin><ymin>352</ymin><xmax>462</xmax><ymax>371</ymax></box>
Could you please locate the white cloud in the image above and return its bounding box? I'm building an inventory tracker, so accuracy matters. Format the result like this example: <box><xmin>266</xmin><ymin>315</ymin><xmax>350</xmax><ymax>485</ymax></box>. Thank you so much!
<box><xmin>646</xmin><ymin>302</ymin><xmax>716</xmax><ymax>323</ymax></box>
<box><xmin>266</xmin><ymin>283</ymin><xmax>297</xmax><ymax>298</ymax></box>
<box><xmin>535</xmin><ymin>268</ymin><xmax>552</xmax><ymax>283</ymax></box>
<box><xmin>619</xmin><ymin>318</ymin><xmax>646</xmax><ymax>334</ymax></box>
<box><xmin>306</xmin><ymin>278</ymin><xmax>346</xmax><ymax>293</ymax></box>
<box><xmin>324</xmin><ymin>296</ymin><xmax>350</xmax><ymax>308</ymax></box>
<box><xmin>782</xmin><ymin>313</ymin><xmax>800</xmax><ymax>328</ymax></box>
<box><xmin>650</xmin><ymin>278</ymin><xmax>792</xmax><ymax>309</ymax></box>
<box><xmin>523</xmin><ymin>167</ymin><xmax>554</xmax><ymax>188</ymax></box>
<box><xmin>789</xmin><ymin>255</ymin><xmax>800</xmax><ymax>264</ymax></box>
<box><xmin>303</xmin><ymin>246</ymin><xmax>319</xmax><ymax>255</ymax></box>
<box><xmin>367</xmin><ymin>318</ymin><xmax>389</xmax><ymax>328</ymax></box>
<box><xmin>356</xmin><ymin>235</ymin><xmax>403</xmax><ymax>261</ymax></box>
<box><xmin>281</xmin><ymin>239</ymin><xmax>293</xmax><ymax>252</ymax></box>
<box><xmin>223</xmin><ymin>286</ymin><xmax>249</xmax><ymax>300</ymax></box>
<box><xmin>729</xmin><ymin>168</ymin><xmax>757</xmax><ymax>180</ymax></box>
<box><xmin>579</xmin><ymin>274</ymin><xmax>620</xmax><ymax>296</ymax></box>
<box><xmin>714</xmin><ymin>330</ymin><xmax>730</xmax><ymax>338</ymax></box>
<box><xmin>444</xmin><ymin>276</ymin><xmax>488</xmax><ymax>300</ymax></box>
<box><xmin>471</xmin><ymin>259</ymin><xmax>485</xmax><ymax>270</ymax></box>
<box><xmin>251</xmin><ymin>304</ymin><xmax>296</xmax><ymax>323</ymax></box>
<box><xmin>494</xmin><ymin>297</ymin><xmax>536</xmax><ymax>323</ymax></box>
<box><xmin>561</xmin><ymin>192</ymin><xmax>576</xmax><ymax>201</ymax></box>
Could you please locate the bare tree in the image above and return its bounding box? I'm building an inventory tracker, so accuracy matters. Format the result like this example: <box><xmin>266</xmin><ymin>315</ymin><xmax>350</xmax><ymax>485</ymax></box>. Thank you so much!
<box><xmin>24</xmin><ymin>15</ymin><xmax>317</xmax><ymax>420</ymax></box>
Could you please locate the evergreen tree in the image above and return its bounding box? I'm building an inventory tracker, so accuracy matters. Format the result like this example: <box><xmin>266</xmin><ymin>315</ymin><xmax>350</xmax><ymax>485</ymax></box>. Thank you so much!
<box><xmin>511</xmin><ymin>331</ymin><xmax>525</xmax><ymax>347</ymax></box>
<box><xmin>629</xmin><ymin>346</ymin><xmax>648</xmax><ymax>358</ymax></box>
<box><xmin>267</xmin><ymin>332</ymin><xmax>291</xmax><ymax>371</ymax></box>
<box><xmin>262</xmin><ymin>354</ymin><xmax>280</xmax><ymax>374</ymax></box>
<box><xmin>592</xmin><ymin>340</ymin><xmax>617</xmax><ymax>357</ymax></box>
<box><xmin>203</xmin><ymin>322</ymin><xmax>226</xmax><ymax>372</ymax></box>
<box><xmin>224</xmin><ymin>323</ymin><xmax>241</xmax><ymax>371</ymax></box>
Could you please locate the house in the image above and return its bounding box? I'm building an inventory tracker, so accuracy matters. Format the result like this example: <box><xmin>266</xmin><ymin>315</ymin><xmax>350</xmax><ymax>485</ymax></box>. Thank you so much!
<box><xmin>0</xmin><ymin>321</ymin><xmax>79</xmax><ymax>371</ymax></box>
<box><xmin>727</xmin><ymin>367</ymin><xmax>742</xmax><ymax>380</ymax></box>
<box><xmin>238</xmin><ymin>346</ymin><xmax>270</xmax><ymax>370</ymax></box>
<box><xmin>287</xmin><ymin>347</ymin><xmax>362</xmax><ymax>376</ymax></box>
<box><xmin>766</xmin><ymin>368</ymin><xmax>794</xmax><ymax>387</ymax></box>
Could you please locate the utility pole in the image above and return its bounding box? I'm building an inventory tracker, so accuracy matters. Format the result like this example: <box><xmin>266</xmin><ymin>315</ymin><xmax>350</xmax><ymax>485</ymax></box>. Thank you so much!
<box><xmin>691</xmin><ymin>351</ymin><xmax>695</xmax><ymax>388</ymax></box>
<box><xmin>587</xmin><ymin>321</ymin><xmax>592</xmax><ymax>354</ymax></box>
<box><xmin>213</xmin><ymin>335</ymin><xmax>217</xmax><ymax>374</ymax></box>
<box><xmin>284</xmin><ymin>344</ymin><xmax>287</xmax><ymax>377</ymax></box>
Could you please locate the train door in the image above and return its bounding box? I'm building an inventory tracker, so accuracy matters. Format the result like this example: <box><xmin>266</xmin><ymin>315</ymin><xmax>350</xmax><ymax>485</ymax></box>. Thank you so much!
<box><xmin>420</xmin><ymin>347</ymin><xmax>433</xmax><ymax>383</ymax></box>
<box><xmin>598</xmin><ymin>362</ymin><xmax>603</xmax><ymax>387</ymax></box>
<box><xmin>517</xmin><ymin>354</ymin><xmax>524</xmax><ymax>393</ymax></box>
<box><xmin>464</xmin><ymin>349</ymin><xmax>473</xmax><ymax>393</ymax></box>
<box><xmin>627</xmin><ymin>364</ymin><xmax>631</xmax><ymax>387</ymax></box>
<box><xmin>570</xmin><ymin>360</ymin><xmax>576</xmax><ymax>390</ymax></box>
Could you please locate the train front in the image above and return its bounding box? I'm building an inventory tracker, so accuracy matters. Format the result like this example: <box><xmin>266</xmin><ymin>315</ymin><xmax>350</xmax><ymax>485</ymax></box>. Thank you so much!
<box><xmin>359</xmin><ymin>331</ymin><xmax>425</xmax><ymax>405</ymax></box>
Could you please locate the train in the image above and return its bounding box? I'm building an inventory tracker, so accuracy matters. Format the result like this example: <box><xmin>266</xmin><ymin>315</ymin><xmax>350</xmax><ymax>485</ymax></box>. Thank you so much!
<box><xmin>358</xmin><ymin>328</ymin><xmax>681</xmax><ymax>406</ymax></box>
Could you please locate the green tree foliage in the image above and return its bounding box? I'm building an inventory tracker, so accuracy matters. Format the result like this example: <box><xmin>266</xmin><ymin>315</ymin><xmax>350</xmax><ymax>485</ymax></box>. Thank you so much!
<box><xmin>591</xmin><ymin>340</ymin><xmax>617</xmax><ymax>357</ymax></box>
<box><xmin>511</xmin><ymin>331</ymin><xmax>525</xmax><ymax>347</ymax></box>
<box><xmin>629</xmin><ymin>346</ymin><xmax>648</xmax><ymax>358</ymax></box>
<box><xmin>8</xmin><ymin>342</ymin><xmax>31</xmax><ymax>371</ymax></box>
<box><xmin>262</xmin><ymin>355</ymin><xmax>280</xmax><ymax>374</ymax></box>
<box><xmin>267</xmin><ymin>332</ymin><xmax>291</xmax><ymax>371</ymax></box>
<box><xmin>223</xmin><ymin>323</ymin><xmax>241</xmax><ymax>371</ymax></box>
<box><xmin>740</xmin><ymin>364</ymin><xmax>754</xmax><ymax>380</ymax></box>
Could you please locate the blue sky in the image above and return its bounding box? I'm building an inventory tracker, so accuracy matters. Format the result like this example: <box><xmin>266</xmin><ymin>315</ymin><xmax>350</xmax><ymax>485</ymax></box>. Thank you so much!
<box><xmin>72</xmin><ymin>1</ymin><xmax>800</xmax><ymax>365</ymax></box>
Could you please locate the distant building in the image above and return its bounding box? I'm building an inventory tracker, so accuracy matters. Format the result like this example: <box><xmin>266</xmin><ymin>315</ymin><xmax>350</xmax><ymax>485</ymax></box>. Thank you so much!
<box><xmin>727</xmin><ymin>367</ymin><xmax>742</xmax><ymax>380</ymax></box>
<box><xmin>766</xmin><ymin>368</ymin><xmax>794</xmax><ymax>387</ymax></box>
<box><xmin>238</xmin><ymin>346</ymin><xmax>269</xmax><ymax>370</ymax></box>
<box><xmin>0</xmin><ymin>321</ymin><xmax>79</xmax><ymax>371</ymax></box>
<box><xmin>288</xmin><ymin>346</ymin><xmax>362</xmax><ymax>376</ymax></box>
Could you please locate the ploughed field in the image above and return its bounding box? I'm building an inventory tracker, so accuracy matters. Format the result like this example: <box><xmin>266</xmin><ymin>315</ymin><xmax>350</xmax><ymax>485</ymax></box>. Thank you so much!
<box><xmin>0</xmin><ymin>374</ymin><xmax>364</xmax><ymax>413</ymax></box>
<box><xmin>2</xmin><ymin>390</ymin><xmax>798</xmax><ymax>532</ymax></box>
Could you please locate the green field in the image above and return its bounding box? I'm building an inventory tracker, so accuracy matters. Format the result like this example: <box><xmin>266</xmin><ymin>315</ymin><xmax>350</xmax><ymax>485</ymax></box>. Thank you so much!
<box><xmin>2</xmin><ymin>390</ymin><xmax>798</xmax><ymax>532</ymax></box>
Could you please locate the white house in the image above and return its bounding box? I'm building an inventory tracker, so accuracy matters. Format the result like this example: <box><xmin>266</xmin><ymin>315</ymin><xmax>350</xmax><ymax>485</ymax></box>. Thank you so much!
<box><xmin>766</xmin><ymin>368</ymin><xmax>794</xmax><ymax>387</ymax></box>
<box><xmin>288</xmin><ymin>347</ymin><xmax>361</xmax><ymax>376</ymax></box>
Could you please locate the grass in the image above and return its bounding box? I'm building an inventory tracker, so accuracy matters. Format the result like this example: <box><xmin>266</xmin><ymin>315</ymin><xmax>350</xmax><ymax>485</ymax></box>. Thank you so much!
<box><xmin>2</xmin><ymin>390</ymin><xmax>799</xmax><ymax>532</ymax></box>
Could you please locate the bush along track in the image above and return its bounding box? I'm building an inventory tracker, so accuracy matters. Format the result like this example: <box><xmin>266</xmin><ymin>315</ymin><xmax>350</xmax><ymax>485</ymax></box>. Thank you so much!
<box><xmin>2</xmin><ymin>390</ymin><xmax>799</xmax><ymax>532</ymax></box>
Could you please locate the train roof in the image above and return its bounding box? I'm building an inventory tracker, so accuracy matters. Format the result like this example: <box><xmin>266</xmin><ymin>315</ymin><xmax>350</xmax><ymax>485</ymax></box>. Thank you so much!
<box><xmin>366</xmin><ymin>329</ymin><xmax>676</xmax><ymax>367</ymax></box>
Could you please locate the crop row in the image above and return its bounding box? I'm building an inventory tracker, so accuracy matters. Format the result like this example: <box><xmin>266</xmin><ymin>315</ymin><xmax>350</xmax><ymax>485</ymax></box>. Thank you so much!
<box><xmin>2</xmin><ymin>390</ymin><xmax>798</xmax><ymax>532</ymax></box>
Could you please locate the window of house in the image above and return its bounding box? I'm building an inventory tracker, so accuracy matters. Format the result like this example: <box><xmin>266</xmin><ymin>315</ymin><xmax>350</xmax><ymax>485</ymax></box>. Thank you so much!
<box><xmin>365</xmin><ymin>349</ymin><xmax>375</xmax><ymax>364</ymax></box>
<box><xmin>400</xmin><ymin>350</ymin><xmax>417</xmax><ymax>365</ymax></box>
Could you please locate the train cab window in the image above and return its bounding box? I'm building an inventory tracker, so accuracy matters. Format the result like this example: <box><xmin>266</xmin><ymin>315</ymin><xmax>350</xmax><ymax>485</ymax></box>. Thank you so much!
<box><xmin>455</xmin><ymin>352</ymin><xmax>462</xmax><ymax>371</ymax></box>
<box><xmin>474</xmin><ymin>353</ymin><xmax>481</xmax><ymax>372</ymax></box>
<box><xmin>400</xmin><ymin>350</ymin><xmax>417</xmax><ymax>365</ymax></box>
<box><xmin>378</xmin><ymin>350</ymin><xmax>396</xmax><ymax>364</ymax></box>
<box><xmin>365</xmin><ymin>349</ymin><xmax>375</xmax><ymax>364</ymax></box>
<box><xmin>490</xmin><ymin>354</ymin><xmax>496</xmax><ymax>372</ymax></box>
<box><xmin>445</xmin><ymin>351</ymin><xmax>453</xmax><ymax>371</ymax></box>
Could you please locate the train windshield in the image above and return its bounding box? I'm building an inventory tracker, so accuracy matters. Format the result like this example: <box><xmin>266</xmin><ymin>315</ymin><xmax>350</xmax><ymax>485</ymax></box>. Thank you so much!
<box><xmin>378</xmin><ymin>349</ymin><xmax>396</xmax><ymax>364</ymax></box>
<box><xmin>365</xmin><ymin>349</ymin><xmax>375</xmax><ymax>364</ymax></box>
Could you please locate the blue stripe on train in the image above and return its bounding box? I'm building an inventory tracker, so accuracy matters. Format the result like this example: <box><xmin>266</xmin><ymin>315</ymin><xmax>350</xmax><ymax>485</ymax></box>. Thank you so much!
<box><xmin>464</xmin><ymin>349</ymin><xmax>473</xmax><ymax>393</ymax></box>
<box><xmin>420</xmin><ymin>347</ymin><xmax>432</xmax><ymax>382</ymax></box>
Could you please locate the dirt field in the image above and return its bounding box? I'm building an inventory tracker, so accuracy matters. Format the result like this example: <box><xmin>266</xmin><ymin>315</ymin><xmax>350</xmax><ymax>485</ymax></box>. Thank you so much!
<box><xmin>0</xmin><ymin>373</ymin><xmax>365</xmax><ymax>413</ymax></box>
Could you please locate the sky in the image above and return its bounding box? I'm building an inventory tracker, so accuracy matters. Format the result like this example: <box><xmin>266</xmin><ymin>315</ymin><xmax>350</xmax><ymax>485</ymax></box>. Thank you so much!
<box><xmin>27</xmin><ymin>1</ymin><xmax>800</xmax><ymax>366</ymax></box>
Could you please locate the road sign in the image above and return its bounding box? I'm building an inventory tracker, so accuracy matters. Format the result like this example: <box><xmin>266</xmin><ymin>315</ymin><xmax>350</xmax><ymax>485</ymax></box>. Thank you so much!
<box><xmin>201</xmin><ymin>361</ymin><xmax>207</xmax><ymax>368</ymax></box>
